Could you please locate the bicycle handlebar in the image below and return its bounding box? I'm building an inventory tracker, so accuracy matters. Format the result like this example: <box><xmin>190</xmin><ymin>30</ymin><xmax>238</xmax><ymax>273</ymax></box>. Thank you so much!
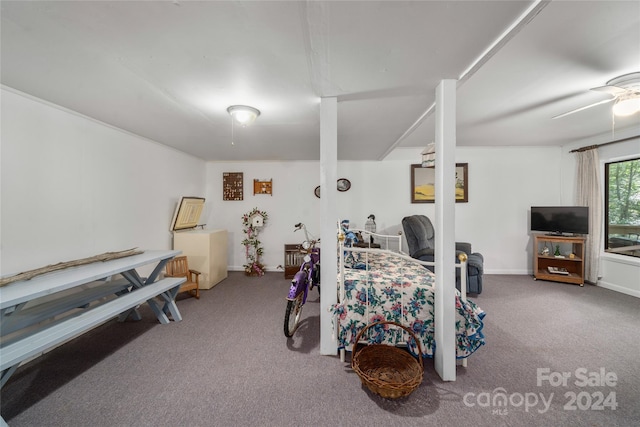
<box><xmin>294</xmin><ymin>223</ymin><xmax>320</xmax><ymax>246</ymax></box>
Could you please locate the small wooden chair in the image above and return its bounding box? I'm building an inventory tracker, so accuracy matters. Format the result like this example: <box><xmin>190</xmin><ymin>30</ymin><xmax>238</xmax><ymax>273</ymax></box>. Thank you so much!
<box><xmin>165</xmin><ymin>256</ymin><xmax>201</xmax><ymax>299</ymax></box>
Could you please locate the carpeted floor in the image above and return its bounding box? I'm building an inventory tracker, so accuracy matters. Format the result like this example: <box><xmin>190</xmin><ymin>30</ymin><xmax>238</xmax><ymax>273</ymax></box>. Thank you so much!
<box><xmin>1</xmin><ymin>272</ymin><xmax>639</xmax><ymax>426</ymax></box>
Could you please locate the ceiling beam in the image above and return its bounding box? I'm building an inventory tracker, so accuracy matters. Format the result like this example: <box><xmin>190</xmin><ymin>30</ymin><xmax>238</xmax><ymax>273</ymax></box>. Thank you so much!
<box><xmin>378</xmin><ymin>0</ymin><xmax>551</xmax><ymax>161</ymax></box>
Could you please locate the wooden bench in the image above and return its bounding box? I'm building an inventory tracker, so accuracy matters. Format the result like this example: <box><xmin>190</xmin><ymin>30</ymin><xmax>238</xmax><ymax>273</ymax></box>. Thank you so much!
<box><xmin>1</xmin><ymin>279</ymin><xmax>132</xmax><ymax>337</ymax></box>
<box><xmin>0</xmin><ymin>276</ymin><xmax>184</xmax><ymax>384</ymax></box>
<box><xmin>0</xmin><ymin>249</ymin><xmax>185</xmax><ymax>425</ymax></box>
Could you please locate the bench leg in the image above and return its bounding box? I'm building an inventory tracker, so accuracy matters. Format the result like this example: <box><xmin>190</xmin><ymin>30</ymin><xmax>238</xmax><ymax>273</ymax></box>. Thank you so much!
<box><xmin>1</xmin><ymin>302</ymin><xmax>28</xmax><ymax>335</ymax></box>
<box><xmin>159</xmin><ymin>286</ymin><xmax>182</xmax><ymax>322</ymax></box>
<box><xmin>119</xmin><ymin>269</ymin><xmax>181</xmax><ymax>324</ymax></box>
<box><xmin>121</xmin><ymin>270</ymin><xmax>144</xmax><ymax>287</ymax></box>
<box><xmin>120</xmin><ymin>270</ymin><xmax>170</xmax><ymax>323</ymax></box>
<box><xmin>1</xmin><ymin>365</ymin><xmax>18</xmax><ymax>389</ymax></box>
<box><xmin>117</xmin><ymin>307</ymin><xmax>142</xmax><ymax>322</ymax></box>
<box><xmin>146</xmin><ymin>258</ymin><xmax>170</xmax><ymax>284</ymax></box>
<box><xmin>145</xmin><ymin>298</ymin><xmax>171</xmax><ymax>324</ymax></box>
<box><xmin>116</xmin><ymin>298</ymin><xmax>176</xmax><ymax>324</ymax></box>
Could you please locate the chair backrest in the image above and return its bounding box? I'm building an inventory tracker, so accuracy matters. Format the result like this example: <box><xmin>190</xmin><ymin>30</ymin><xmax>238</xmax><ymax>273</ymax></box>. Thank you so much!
<box><xmin>401</xmin><ymin>215</ymin><xmax>435</xmax><ymax>257</ymax></box>
<box><xmin>165</xmin><ymin>256</ymin><xmax>189</xmax><ymax>278</ymax></box>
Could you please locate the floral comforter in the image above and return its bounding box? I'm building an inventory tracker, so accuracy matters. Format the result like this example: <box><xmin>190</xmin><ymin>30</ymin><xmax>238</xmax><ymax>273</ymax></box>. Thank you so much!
<box><xmin>331</xmin><ymin>251</ymin><xmax>485</xmax><ymax>359</ymax></box>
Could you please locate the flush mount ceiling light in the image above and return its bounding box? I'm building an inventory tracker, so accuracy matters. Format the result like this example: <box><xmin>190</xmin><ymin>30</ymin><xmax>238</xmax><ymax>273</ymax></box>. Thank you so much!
<box><xmin>227</xmin><ymin>105</ymin><xmax>260</xmax><ymax>126</ymax></box>
<box><xmin>227</xmin><ymin>105</ymin><xmax>260</xmax><ymax>146</ymax></box>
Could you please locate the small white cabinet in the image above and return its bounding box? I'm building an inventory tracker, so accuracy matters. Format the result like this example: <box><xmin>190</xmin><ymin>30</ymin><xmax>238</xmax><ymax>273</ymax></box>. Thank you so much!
<box><xmin>173</xmin><ymin>229</ymin><xmax>228</xmax><ymax>289</ymax></box>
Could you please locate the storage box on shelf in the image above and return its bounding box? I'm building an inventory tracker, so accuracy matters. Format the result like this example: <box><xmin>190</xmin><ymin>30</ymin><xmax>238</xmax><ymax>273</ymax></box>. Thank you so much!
<box><xmin>533</xmin><ymin>234</ymin><xmax>585</xmax><ymax>286</ymax></box>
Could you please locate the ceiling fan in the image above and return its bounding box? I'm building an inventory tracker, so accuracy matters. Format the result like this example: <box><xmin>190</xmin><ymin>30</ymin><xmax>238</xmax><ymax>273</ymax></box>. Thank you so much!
<box><xmin>552</xmin><ymin>72</ymin><xmax>640</xmax><ymax>119</ymax></box>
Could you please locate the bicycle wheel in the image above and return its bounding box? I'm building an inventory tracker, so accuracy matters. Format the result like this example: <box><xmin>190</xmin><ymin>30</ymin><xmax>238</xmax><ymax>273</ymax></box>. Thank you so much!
<box><xmin>284</xmin><ymin>293</ymin><xmax>304</xmax><ymax>337</ymax></box>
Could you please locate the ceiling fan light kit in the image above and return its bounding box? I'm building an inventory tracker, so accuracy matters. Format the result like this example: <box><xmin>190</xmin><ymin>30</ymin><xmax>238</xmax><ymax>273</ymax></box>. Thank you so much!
<box><xmin>612</xmin><ymin>96</ymin><xmax>640</xmax><ymax>117</ymax></box>
<box><xmin>227</xmin><ymin>105</ymin><xmax>260</xmax><ymax>126</ymax></box>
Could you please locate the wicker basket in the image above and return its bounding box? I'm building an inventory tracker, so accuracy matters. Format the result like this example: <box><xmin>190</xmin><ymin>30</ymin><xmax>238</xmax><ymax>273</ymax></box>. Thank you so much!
<box><xmin>351</xmin><ymin>321</ymin><xmax>424</xmax><ymax>399</ymax></box>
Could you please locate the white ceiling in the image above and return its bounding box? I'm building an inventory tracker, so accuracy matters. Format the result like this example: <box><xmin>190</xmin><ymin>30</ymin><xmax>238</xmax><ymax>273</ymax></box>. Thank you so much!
<box><xmin>2</xmin><ymin>1</ymin><xmax>639</xmax><ymax>161</ymax></box>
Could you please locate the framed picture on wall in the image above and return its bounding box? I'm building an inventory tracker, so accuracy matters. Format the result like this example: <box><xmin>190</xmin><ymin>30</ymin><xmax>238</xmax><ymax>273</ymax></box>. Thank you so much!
<box><xmin>223</xmin><ymin>172</ymin><xmax>243</xmax><ymax>201</ymax></box>
<box><xmin>411</xmin><ymin>163</ymin><xmax>468</xmax><ymax>203</ymax></box>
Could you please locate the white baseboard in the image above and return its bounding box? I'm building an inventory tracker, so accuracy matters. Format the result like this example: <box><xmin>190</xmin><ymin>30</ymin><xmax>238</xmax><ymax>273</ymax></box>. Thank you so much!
<box><xmin>228</xmin><ymin>265</ymin><xmax>284</xmax><ymax>273</ymax></box>
<box><xmin>229</xmin><ymin>265</ymin><xmax>533</xmax><ymax>276</ymax></box>
<box><xmin>229</xmin><ymin>266</ymin><xmax>537</xmax><ymax>275</ymax></box>
<box><xmin>597</xmin><ymin>281</ymin><xmax>640</xmax><ymax>298</ymax></box>
<box><xmin>227</xmin><ymin>266</ymin><xmax>639</xmax><ymax>299</ymax></box>
<box><xmin>484</xmin><ymin>269</ymin><xmax>530</xmax><ymax>275</ymax></box>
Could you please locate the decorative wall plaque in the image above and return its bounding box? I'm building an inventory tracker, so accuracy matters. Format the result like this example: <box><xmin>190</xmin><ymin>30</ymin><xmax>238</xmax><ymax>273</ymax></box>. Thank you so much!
<box><xmin>253</xmin><ymin>179</ymin><xmax>272</xmax><ymax>196</ymax></box>
<box><xmin>223</xmin><ymin>172</ymin><xmax>243</xmax><ymax>201</ymax></box>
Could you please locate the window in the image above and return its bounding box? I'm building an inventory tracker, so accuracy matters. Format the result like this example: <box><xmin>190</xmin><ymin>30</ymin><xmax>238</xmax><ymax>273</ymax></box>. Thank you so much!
<box><xmin>605</xmin><ymin>157</ymin><xmax>640</xmax><ymax>258</ymax></box>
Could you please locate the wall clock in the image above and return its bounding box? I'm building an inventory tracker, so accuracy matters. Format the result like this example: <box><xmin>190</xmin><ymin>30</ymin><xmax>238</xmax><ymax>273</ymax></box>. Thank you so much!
<box><xmin>315</xmin><ymin>179</ymin><xmax>351</xmax><ymax>198</ymax></box>
<box><xmin>337</xmin><ymin>178</ymin><xmax>351</xmax><ymax>192</ymax></box>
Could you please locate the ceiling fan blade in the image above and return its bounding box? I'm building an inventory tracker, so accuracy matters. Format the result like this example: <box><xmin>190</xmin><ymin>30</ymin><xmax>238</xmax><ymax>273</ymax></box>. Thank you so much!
<box><xmin>552</xmin><ymin>98</ymin><xmax>615</xmax><ymax>119</ymax></box>
<box><xmin>591</xmin><ymin>85</ymin><xmax>627</xmax><ymax>96</ymax></box>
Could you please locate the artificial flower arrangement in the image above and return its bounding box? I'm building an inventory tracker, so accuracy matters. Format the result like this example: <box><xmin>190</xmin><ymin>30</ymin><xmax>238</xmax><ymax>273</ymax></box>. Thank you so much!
<box><xmin>241</xmin><ymin>207</ymin><xmax>268</xmax><ymax>276</ymax></box>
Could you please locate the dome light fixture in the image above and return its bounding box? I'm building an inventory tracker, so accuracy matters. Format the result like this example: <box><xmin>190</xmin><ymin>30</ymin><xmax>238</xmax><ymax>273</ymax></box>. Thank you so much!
<box><xmin>227</xmin><ymin>105</ymin><xmax>260</xmax><ymax>126</ymax></box>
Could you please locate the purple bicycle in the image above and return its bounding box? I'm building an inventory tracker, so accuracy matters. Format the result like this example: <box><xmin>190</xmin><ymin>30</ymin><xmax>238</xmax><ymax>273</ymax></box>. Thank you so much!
<box><xmin>284</xmin><ymin>223</ymin><xmax>320</xmax><ymax>337</ymax></box>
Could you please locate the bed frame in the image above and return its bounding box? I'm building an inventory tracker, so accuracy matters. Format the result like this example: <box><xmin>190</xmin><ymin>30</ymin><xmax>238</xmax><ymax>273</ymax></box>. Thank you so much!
<box><xmin>348</xmin><ymin>229</ymin><xmax>405</xmax><ymax>253</ymax></box>
<box><xmin>336</xmin><ymin>230</ymin><xmax>469</xmax><ymax>366</ymax></box>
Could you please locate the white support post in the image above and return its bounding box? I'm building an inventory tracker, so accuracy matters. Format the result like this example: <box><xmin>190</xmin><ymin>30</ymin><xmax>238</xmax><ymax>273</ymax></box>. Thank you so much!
<box><xmin>434</xmin><ymin>79</ymin><xmax>457</xmax><ymax>381</ymax></box>
<box><xmin>320</xmin><ymin>97</ymin><xmax>338</xmax><ymax>355</ymax></box>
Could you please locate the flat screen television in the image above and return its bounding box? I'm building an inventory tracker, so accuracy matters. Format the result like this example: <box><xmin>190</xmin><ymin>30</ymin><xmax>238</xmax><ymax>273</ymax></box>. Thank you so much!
<box><xmin>530</xmin><ymin>206</ymin><xmax>589</xmax><ymax>235</ymax></box>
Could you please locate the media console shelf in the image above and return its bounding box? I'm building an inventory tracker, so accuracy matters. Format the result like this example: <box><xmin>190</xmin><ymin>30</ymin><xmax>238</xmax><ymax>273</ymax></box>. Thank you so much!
<box><xmin>533</xmin><ymin>234</ymin><xmax>585</xmax><ymax>286</ymax></box>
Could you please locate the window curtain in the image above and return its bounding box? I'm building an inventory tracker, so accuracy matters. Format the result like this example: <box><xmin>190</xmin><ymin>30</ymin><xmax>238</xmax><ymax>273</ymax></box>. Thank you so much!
<box><xmin>575</xmin><ymin>149</ymin><xmax>602</xmax><ymax>283</ymax></box>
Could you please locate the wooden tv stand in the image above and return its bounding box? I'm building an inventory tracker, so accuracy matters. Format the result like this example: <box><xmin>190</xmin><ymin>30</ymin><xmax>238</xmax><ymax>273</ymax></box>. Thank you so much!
<box><xmin>533</xmin><ymin>234</ymin><xmax>585</xmax><ymax>286</ymax></box>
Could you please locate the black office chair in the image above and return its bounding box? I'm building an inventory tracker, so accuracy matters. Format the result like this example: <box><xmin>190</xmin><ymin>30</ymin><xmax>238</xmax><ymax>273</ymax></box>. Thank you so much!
<box><xmin>402</xmin><ymin>215</ymin><xmax>483</xmax><ymax>294</ymax></box>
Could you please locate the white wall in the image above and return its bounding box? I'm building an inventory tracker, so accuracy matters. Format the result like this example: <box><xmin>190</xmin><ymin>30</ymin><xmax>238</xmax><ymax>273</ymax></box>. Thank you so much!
<box><xmin>3</xmin><ymin>87</ymin><xmax>635</xmax><ymax>296</ymax></box>
<box><xmin>1</xmin><ymin>87</ymin><xmax>207</xmax><ymax>275</ymax></box>
<box><xmin>206</xmin><ymin>145</ymin><xmax>563</xmax><ymax>274</ymax></box>
<box><xmin>560</xmin><ymin>130</ymin><xmax>640</xmax><ymax>297</ymax></box>
<box><xmin>456</xmin><ymin>146</ymin><xmax>563</xmax><ymax>274</ymax></box>
<box><xmin>206</xmin><ymin>161</ymin><xmax>321</xmax><ymax>272</ymax></box>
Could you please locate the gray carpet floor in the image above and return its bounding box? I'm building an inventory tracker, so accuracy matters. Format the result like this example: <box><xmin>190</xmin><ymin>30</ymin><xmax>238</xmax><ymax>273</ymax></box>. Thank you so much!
<box><xmin>1</xmin><ymin>272</ymin><xmax>639</xmax><ymax>426</ymax></box>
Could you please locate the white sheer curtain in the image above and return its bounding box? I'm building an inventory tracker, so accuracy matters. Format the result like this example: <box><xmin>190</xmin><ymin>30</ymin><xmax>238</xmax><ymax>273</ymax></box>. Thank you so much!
<box><xmin>575</xmin><ymin>149</ymin><xmax>602</xmax><ymax>283</ymax></box>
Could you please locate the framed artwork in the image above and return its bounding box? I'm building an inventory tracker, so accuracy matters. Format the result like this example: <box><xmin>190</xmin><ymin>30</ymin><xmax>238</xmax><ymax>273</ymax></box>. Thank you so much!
<box><xmin>411</xmin><ymin>163</ymin><xmax>468</xmax><ymax>203</ymax></box>
<box><xmin>253</xmin><ymin>179</ymin><xmax>272</xmax><ymax>196</ymax></box>
<box><xmin>223</xmin><ymin>172</ymin><xmax>243</xmax><ymax>201</ymax></box>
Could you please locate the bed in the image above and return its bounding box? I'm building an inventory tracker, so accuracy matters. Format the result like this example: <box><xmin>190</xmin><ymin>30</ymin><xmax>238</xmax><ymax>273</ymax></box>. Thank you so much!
<box><xmin>331</xmin><ymin>230</ymin><xmax>485</xmax><ymax>361</ymax></box>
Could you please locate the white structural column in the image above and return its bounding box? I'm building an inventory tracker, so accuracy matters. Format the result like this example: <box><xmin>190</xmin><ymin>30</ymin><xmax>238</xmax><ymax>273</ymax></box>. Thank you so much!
<box><xmin>433</xmin><ymin>79</ymin><xmax>457</xmax><ymax>381</ymax></box>
<box><xmin>319</xmin><ymin>97</ymin><xmax>338</xmax><ymax>355</ymax></box>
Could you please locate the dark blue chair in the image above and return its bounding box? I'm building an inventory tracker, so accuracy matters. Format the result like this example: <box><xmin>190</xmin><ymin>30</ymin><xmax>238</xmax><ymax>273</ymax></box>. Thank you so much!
<box><xmin>402</xmin><ymin>215</ymin><xmax>483</xmax><ymax>294</ymax></box>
